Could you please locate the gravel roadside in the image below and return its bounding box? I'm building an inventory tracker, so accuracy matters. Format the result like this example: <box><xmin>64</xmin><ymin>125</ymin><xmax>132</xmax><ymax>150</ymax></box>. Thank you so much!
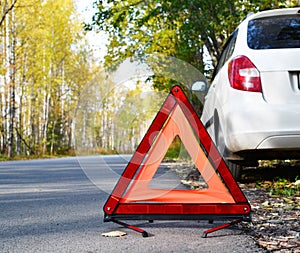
<box><xmin>168</xmin><ymin>161</ymin><xmax>300</xmax><ymax>253</ymax></box>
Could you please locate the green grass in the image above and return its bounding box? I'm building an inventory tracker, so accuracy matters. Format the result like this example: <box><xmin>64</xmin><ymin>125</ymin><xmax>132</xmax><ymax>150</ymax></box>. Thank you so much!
<box><xmin>256</xmin><ymin>176</ymin><xmax>300</xmax><ymax>197</ymax></box>
<box><xmin>164</xmin><ymin>136</ymin><xmax>191</xmax><ymax>161</ymax></box>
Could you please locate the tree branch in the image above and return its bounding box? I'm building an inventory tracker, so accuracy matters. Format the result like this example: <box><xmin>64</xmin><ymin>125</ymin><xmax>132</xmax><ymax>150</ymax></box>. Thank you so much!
<box><xmin>15</xmin><ymin>127</ymin><xmax>35</xmax><ymax>155</ymax></box>
<box><xmin>0</xmin><ymin>0</ymin><xmax>18</xmax><ymax>27</ymax></box>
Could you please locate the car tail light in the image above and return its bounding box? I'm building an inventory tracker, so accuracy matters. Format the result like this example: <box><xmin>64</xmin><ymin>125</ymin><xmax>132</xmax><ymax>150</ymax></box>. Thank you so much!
<box><xmin>228</xmin><ymin>55</ymin><xmax>262</xmax><ymax>92</ymax></box>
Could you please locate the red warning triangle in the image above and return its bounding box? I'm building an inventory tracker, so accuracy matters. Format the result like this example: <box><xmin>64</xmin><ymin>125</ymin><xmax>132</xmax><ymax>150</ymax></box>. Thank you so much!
<box><xmin>104</xmin><ymin>86</ymin><xmax>250</xmax><ymax>221</ymax></box>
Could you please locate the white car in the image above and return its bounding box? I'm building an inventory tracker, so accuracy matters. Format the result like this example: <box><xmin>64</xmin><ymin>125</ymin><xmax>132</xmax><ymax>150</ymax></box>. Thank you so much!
<box><xmin>201</xmin><ymin>8</ymin><xmax>300</xmax><ymax>179</ymax></box>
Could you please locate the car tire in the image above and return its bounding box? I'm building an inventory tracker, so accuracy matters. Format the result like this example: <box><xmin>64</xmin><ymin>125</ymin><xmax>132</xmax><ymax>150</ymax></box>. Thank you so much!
<box><xmin>227</xmin><ymin>161</ymin><xmax>242</xmax><ymax>181</ymax></box>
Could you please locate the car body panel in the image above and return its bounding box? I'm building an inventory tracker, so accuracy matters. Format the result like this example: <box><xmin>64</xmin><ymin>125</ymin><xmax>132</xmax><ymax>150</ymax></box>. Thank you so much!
<box><xmin>201</xmin><ymin>7</ymin><xmax>300</xmax><ymax>161</ymax></box>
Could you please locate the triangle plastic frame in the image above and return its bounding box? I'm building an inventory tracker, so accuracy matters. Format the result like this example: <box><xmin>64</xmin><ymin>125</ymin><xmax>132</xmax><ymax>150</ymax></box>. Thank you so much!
<box><xmin>103</xmin><ymin>86</ymin><xmax>251</xmax><ymax>237</ymax></box>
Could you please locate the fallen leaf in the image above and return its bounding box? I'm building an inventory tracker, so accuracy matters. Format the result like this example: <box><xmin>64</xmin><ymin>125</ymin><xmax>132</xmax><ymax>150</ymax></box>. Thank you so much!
<box><xmin>258</xmin><ymin>240</ymin><xmax>278</xmax><ymax>247</ymax></box>
<box><xmin>261</xmin><ymin>201</ymin><xmax>269</xmax><ymax>207</ymax></box>
<box><xmin>283</xmin><ymin>197</ymin><xmax>294</xmax><ymax>204</ymax></box>
<box><xmin>294</xmin><ymin>180</ymin><xmax>300</xmax><ymax>186</ymax></box>
<box><xmin>102</xmin><ymin>231</ymin><xmax>127</xmax><ymax>237</ymax></box>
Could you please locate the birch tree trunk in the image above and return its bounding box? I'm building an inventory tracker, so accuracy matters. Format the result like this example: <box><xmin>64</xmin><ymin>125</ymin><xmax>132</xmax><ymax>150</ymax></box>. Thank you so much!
<box><xmin>6</xmin><ymin>2</ymin><xmax>16</xmax><ymax>158</ymax></box>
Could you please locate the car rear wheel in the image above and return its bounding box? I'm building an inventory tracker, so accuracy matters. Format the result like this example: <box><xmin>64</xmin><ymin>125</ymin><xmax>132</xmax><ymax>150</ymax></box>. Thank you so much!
<box><xmin>226</xmin><ymin>161</ymin><xmax>242</xmax><ymax>180</ymax></box>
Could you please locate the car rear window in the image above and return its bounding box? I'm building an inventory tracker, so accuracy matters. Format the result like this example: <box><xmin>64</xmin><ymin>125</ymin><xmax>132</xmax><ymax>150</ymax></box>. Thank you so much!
<box><xmin>247</xmin><ymin>14</ymin><xmax>300</xmax><ymax>49</ymax></box>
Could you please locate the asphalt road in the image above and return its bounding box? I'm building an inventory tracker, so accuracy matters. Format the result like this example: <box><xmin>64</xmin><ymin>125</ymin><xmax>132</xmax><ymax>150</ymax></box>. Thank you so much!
<box><xmin>0</xmin><ymin>156</ymin><xmax>266</xmax><ymax>253</ymax></box>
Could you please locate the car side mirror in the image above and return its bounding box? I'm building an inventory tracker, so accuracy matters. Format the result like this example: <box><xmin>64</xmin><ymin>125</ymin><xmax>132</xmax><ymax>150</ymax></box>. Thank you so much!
<box><xmin>191</xmin><ymin>80</ymin><xmax>208</xmax><ymax>92</ymax></box>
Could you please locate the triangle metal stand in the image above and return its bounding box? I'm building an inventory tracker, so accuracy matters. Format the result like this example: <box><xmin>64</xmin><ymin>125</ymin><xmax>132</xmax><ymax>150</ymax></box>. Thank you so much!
<box><xmin>108</xmin><ymin>217</ymin><xmax>247</xmax><ymax>238</ymax></box>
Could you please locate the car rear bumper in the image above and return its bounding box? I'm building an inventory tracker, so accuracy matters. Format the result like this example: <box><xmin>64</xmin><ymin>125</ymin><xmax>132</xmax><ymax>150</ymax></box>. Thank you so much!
<box><xmin>221</xmin><ymin>100</ymin><xmax>300</xmax><ymax>153</ymax></box>
<box><xmin>257</xmin><ymin>135</ymin><xmax>300</xmax><ymax>149</ymax></box>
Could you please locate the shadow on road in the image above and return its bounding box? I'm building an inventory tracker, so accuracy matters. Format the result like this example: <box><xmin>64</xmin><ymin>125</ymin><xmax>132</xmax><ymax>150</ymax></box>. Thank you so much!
<box><xmin>241</xmin><ymin>162</ymin><xmax>300</xmax><ymax>182</ymax></box>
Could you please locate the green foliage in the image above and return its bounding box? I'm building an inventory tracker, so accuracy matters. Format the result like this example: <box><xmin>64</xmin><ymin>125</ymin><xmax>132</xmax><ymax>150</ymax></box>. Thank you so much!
<box><xmin>164</xmin><ymin>136</ymin><xmax>191</xmax><ymax>161</ymax></box>
<box><xmin>110</xmin><ymin>84</ymin><xmax>165</xmax><ymax>153</ymax></box>
<box><xmin>256</xmin><ymin>177</ymin><xmax>300</xmax><ymax>197</ymax></box>
<box><xmin>269</xmin><ymin>177</ymin><xmax>300</xmax><ymax>197</ymax></box>
<box><xmin>0</xmin><ymin>0</ymin><xmax>95</xmax><ymax>157</ymax></box>
<box><xmin>164</xmin><ymin>136</ymin><xmax>182</xmax><ymax>160</ymax></box>
<box><xmin>88</xmin><ymin>0</ymin><xmax>298</xmax><ymax>90</ymax></box>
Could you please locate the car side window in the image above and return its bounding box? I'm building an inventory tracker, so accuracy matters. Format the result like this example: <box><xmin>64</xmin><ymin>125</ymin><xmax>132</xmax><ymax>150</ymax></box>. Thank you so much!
<box><xmin>212</xmin><ymin>30</ymin><xmax>238</xmax><ymax>80</ymax></box>
<box><xmin>225</xmin><ymin>31</ymin><xmax>238</xmax><ymax>60</ymax></box>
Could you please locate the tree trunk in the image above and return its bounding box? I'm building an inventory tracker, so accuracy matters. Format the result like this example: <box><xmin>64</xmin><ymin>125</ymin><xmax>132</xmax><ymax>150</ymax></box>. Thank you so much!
<box><xmin>6</xmin><ymin>3</ymin><xmax>16</xmax><ymax>158</ymax></box>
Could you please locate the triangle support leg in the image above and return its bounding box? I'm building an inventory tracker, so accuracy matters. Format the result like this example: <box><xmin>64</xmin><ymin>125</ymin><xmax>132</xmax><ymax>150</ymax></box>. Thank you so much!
<box><xmin>112</xmin><ymin>220</ymin><xmax>149</xmax><ymax>238</ymax></box>
<box><xmin>201</xmin><ymin>218</ymin><xmax>244</xmax><ymax>238</ymax></box>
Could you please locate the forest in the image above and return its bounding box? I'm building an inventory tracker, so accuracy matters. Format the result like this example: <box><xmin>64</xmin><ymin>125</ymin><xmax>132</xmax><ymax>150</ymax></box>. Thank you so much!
<box><xmin>0</xmin><ymin>0</ymin><xmax>95</xmax><ymax>158</ymax></box>
<box><xmin>1</xmin><ymin>0</ymin><xmax>299</xmax><ymax>159</ymax></box>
